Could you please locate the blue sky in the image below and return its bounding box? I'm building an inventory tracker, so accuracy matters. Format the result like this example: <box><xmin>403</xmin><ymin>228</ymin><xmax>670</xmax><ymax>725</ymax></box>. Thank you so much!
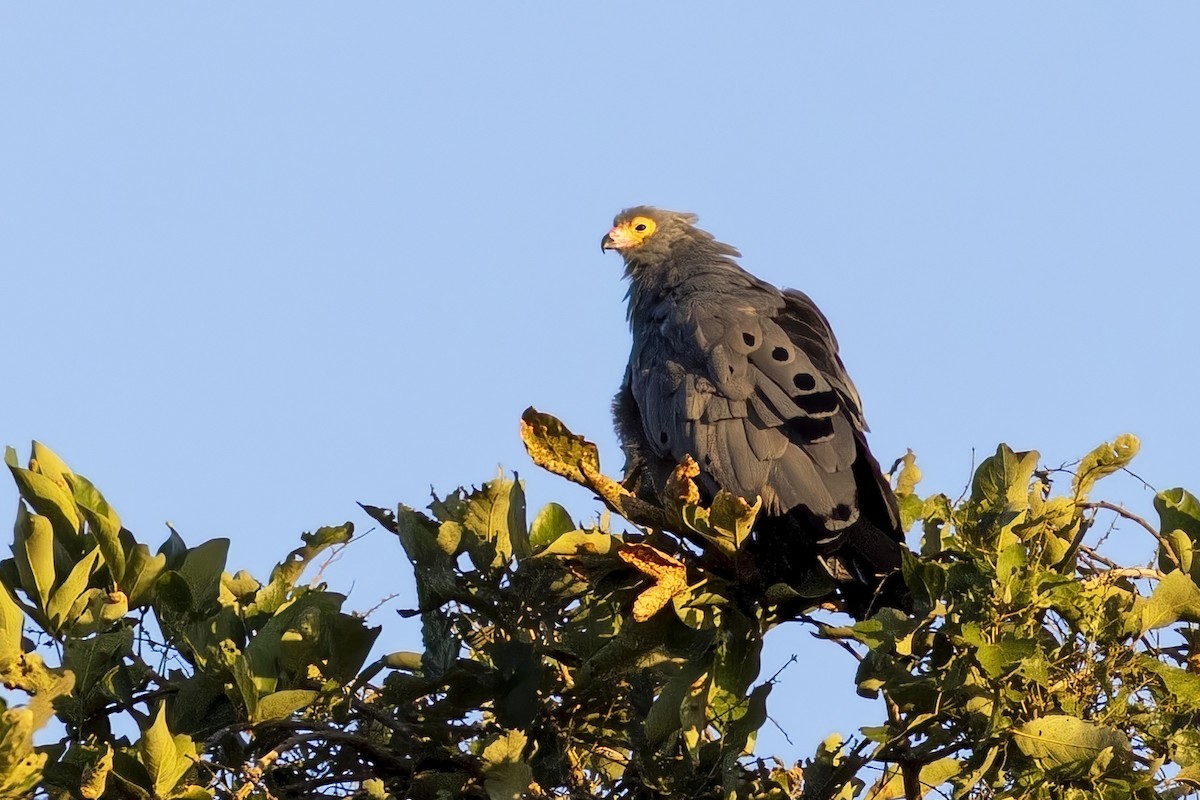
<box><xmin>4</xmin><ymin>4</ymin><xmax>1198</xmax><ymax>760</ymax></box>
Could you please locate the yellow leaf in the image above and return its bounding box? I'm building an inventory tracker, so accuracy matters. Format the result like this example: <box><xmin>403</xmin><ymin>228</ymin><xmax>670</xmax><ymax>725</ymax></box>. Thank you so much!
<box><xmin>618</xmin><ymin>543</ymin><xmax>688</xmax><ymax>622</ymax></box>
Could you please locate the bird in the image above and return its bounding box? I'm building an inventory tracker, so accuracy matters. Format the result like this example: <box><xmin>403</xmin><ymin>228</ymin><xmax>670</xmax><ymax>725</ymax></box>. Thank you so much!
<box><xmin>601</xmin><ymin>206</ymin><xmax>907</xmax><ymax>618</ymax></box>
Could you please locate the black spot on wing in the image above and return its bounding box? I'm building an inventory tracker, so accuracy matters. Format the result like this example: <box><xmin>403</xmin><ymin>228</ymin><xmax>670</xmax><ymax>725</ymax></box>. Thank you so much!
<box><xmin>793</xmin><ymin>373</ymin><xmax>816</xmax><ymax>391</ymax></box>
<box><xmin>792</xmin><ymin>390</ymin><xmax>840</xmax><ymax>416</ymax></box>
<box><xmin>783</xmin><ymin>416</ymin><xmax>836</xmax><ymax>443</ymax></box>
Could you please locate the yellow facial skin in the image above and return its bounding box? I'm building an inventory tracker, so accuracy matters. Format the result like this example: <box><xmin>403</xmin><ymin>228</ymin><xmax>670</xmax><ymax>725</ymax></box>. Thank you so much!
<box><xmin>601</xmin><ymin>216</ymin><xmax>658</xmax><ymax>252</ymax></box>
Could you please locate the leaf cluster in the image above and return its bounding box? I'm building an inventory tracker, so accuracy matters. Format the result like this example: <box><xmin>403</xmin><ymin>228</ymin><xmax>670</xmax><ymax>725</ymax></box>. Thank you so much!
<box><xmin>3</xmin><ymin>420</ymin><xmax>1200</xmax><ymax>800</ymax></box>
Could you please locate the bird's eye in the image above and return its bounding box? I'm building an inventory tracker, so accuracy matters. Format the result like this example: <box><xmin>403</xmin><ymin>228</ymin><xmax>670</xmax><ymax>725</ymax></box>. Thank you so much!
<box><xmin>629</xmin><ymin>216</ymin><xmax>656</xmax><ymax>237</ymax></box>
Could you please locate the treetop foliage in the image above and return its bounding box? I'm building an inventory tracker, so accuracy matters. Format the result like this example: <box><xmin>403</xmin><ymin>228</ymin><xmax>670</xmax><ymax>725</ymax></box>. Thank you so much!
<box><xmin>2</xmin><ymin>416</ymin><xmax>1200</xmax><ymax>799</ymax></box>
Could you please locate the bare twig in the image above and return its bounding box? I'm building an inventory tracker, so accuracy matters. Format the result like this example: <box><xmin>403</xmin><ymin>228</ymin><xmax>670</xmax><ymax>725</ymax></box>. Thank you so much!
<box><xmin>233</xmin><ymin>726</ymin><xmax>413</xmax><ymax>800</ymax></box>
<box><xmin>1081</xmin><ymin>501</ymin><xmax>1174</xmax><ymax>566</ymax></box>
<box><xmin>1079</xmin><ymin>545</ymin><xmax>1122</xmax><ymax>570</ymax></box>
<box><xmin>1083</xmin><ymin>568</ymin><xmax>1165</xmax><ymax>583</ymax></box>
<box><xmin>358</xmin><ymin>591</ymin><xmax>400</xmax><ymax>620</ymax></box>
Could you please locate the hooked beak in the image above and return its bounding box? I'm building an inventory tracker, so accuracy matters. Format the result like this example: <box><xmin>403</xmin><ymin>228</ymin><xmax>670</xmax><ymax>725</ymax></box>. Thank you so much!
<box><xmin>601</xmin><ymin>225</ymin><xmax>638</xmax><ymax>253</ymax></box>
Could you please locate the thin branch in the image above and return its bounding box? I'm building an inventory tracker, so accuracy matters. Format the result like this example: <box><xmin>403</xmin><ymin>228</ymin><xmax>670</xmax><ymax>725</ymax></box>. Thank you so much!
<box><xmin>1079</xmin><ymin>545</ymin><xmax>1122</xmax><ymax>570</ymax></box>
<box><xmin>1084</xmin><ymin>568</ymin><xmax>1166</xmax><ymax>582</ymax></box>
<box><xmin>1081</xmin><ymin>501</ymin><xmax>1172</xmax><ymax>563</ymax></box>
<box><xmin>234</xmin><ymin>727</ymin><xmax>413</xmax><ymax>800</ymax></box>
<box><xmin>798</xmin><ymin>614</ymin><xmax>865</xmax><ymax>662</ymax></box>
<box><xmin>350</xmin><ymin>696</ymin><xmax>411</xmax><ymax>736</ymax></box>
<box><xmin>358</xmin><ymin>591</ymin><xmax>400</xmax><ymax>620</ymax></box>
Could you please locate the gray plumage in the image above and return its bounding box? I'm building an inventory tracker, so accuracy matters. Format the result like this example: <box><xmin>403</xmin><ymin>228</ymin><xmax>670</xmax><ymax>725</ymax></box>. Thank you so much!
<box><xmin>602</xmin><ymin>206</ymin><xmax>905</xmax><ymax>616</ymax></box>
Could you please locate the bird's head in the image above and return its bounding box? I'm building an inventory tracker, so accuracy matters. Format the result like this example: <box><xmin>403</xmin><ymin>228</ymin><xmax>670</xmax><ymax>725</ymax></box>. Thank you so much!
<box><xmin>600</xmin><ymin>206</ymin><xmax>704</xmax><ymax>266</ymax></box>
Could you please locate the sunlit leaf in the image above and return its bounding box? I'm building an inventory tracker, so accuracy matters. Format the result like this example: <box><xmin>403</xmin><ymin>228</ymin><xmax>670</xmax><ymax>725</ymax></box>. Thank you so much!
<box><xmin>618</xmin><ymin>543</ymin><xmax>687</xmax><ymax>622</ymax></box>
<box><xmin>1012</xmin><ymin>715</ymin><xmax>1130</xmax><ymax>773</ymax></box>
<box><xmin>79</xmin><ymin>742</ymin><xmax>113</xmax><ymax>800</ymax></box>
<box><xmin>252</xmin><ymin>689</ymin><xmax>319</xmax><ymax>724</ymax></box>
<box><xmin>8</xmin><ymin>465</ymin><xmax>81</xmax><ymax>539</ymax></box>
<box><xmin>971</xmin><ymin>444</ymin><xmax>1039</xmax><ymax>512</ymax></box>
<box><xmin>533</xmin><ymin>530</ymin><xmax>617</xmax><ymax>557</ymax></box>
<box><xmin>267</xmin><ymin>522</ymin><xmax>353</xmax><ymax>588</ymax></box>
<box><xmin>13</xmin><ymin>506</ymin><xmax>54</xmax><ymax>611</ymax></box>
<box><xmin>529</xmin><ymin>502</ymin><xmax>574</xmax><ymax>549</ymax></box>
<box><xmin>519</xmin><ymin>408</ymin><xmax>601</xmax><ymax>485</ymax></box>
<box><xmin>1072</xmin><ymin>434</ymin><xmax>1139</xmax><ymax>498</ymax></box>
<box><xmin>1138</xmin><ymin>569</ymin><xmax>1200</xmax><ymax>633</ymax></box>
<box><xmin>0</xmin><ymin>587</ymin><xmax>22</xmax><ymax>669</ymax></box>
<box><xmin>0</xmin><ymin>705</ymin><xmax>46</xmax><ymax>796</ymax></box>
<box><xmin>138</xmin><ymin>703</ymin><xmax>191</xmax><ymax>797</ymax></box>
<box><xmin>66</xmin><ymin>472</ymin><xmax>125</xmax><ymax>584</ymax></box>
<box><xmin>462</xmin><ymin>473</ymin><xmax>529</xmax><ymax>569</ymax></box>
<box><xmin>46</xmin><ymin>547</ymin><xmax>101</xmax><ymax>630</ymax></box>
<box><xmin>481</xmin><ymin>729</ymin><xmax>532</xmax><ymax>800</ymax></box>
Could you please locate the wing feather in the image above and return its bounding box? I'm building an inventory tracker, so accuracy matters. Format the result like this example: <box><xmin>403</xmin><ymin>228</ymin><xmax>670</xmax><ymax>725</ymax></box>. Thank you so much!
<box><xmin>629</xmin><ymin>279</ymin><xmax>872</xmax><ymax>534</ymax></box>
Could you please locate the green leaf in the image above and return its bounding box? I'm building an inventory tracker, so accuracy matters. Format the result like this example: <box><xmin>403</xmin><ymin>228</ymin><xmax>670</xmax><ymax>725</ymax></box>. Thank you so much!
<box><xmin>138</xmin><ymin>703</ymin><xmax>191</xmax><ymax>798</ymax></box>
<box><xmin>66</xmin><ymin>587</ymin><xmax>128</xmax><ymax>637</ymax></box>
<box><xmin>29</xmin><ymin>442</ymin><xmax>74</xmax><ymax>483</ymax></box>
<box><xmin>898</xmin><ymin>493</ymin><xmax>924</xmax><ymax>532</ymax></box>
<box><xmin>65</xmin><ymin>472</ymin><xmax>125</xmax><ymax>584</ymax></box>
<box><xmin>680</xmin><ymin>667</ymin><xmax>708</xmax><ymax>757</ymax></box>
<box><xmin>157</xmin><ymin>529</ymin><xmax>188</xmax><ymax>568</ymax></box>
<box><xmin>46</xmin><ymin>547</ymin><xmax>101</xmax><ymax>630</ymax></box>
<box><xmin>519</xmin><ymin>407</ymin><xmax>602</xmax><ymax>486</ymax></box>
<box><xmin>721</xmin><ymin>681</ymin><xmax>771</xmax><ymax>762</ymax></box>
<box><xmin>176</xmin><ymin>538</ymin><xmax>229</xmax><ymax>612</ymax></box>
<box><xmin>462</xmin><ymin>473</ymin><xmax>529</xmax><ymax>569</ymax></box>
<box><xmin>0</xmin><ymin>705</ymin><xmax>47</xmax><ymax>797</ymax></box>
<box><xmin>709</xmin><ymin>491</ymin><xmax>760</xmax><ymax>550</ymax></box>
<box><xmin>975</xmin><ymin>636</ymin><xmax>1037</xmax><ymax>679</ymax></box>
<box><xmin>79</xmin><ymin>742</ymin><xmax>113</xmax><ymax>800</ymax></box>
<box><xmin>267</xmin><ymin>523</ymin><xmax>353</xmax><ymax>588</ymax></box>
<box><xmin>708</xmin><ymin>620</ymin><xmax>762</xmax><ymax>732</ymax></box>
<box><xmin>63</xmin><ymin>628</ymin><xmax>135</xmax><ymax>699</ymax></box>
<box><xmin>229</xmin><ymin>650</ymin><xmax>260</xmax><ymax>715</ymax></box>
<box><xmin>252</xmin><ymin>689</ymin><xmax>319</xmax><ymax>724</ymax></box>
<box><xmin>8</xmin><ymin>465</ymin><xmax>81</xmax><ymax>539</ymax></box>
<box><xmin>1</xmin><ymin>653</ymin><xmax>75</xmax><ymax>729</ymax></box>
<box><xmin>893</xmin><ymin>449</ymin><xmax>922</xmax><ymax>496</ymax></box>
<box><xmin>645</xmin><ymin>665</ymin><xmax>697</xmax><ymax>747</ymax></box>
<box><xmin>123</xmin><ymin>543</ymin><xmax>167</xmax><ymax>609</ymax></box>
<box><xmin>323</xmin><ymin>613</ymin><xmax>382</xmax><ymax>684</ymax></box>
<box><xmin>1170</xmin><ymin>729</ymin><xmax>1200</xmax><ymax>768</ymax></box>
<box><xmin>872</xmin><ymin>757</ymin><xmax>961</xmax><ymax>800</ymax></box>
<box><xmin>971</xmin><ymin>444</ymin><xmax>1039</xmax><ymax>512</ymax></box>
<box><xmin>1146</xmin><ymin>660</ymin><xmax>1200</xmax><ymax>710</ymax></box>
<box><xmin>1157</xmin><ymin>488</ymin><xmax>1200</xmax><ymax>576</ymax></box>
<box><xmin>532</xmin><ymin>530</ymin><xmax>617</xmax><ymax>557</ymax></box>
<box><xmin>1072</xmin><ymin>434</ymin><xmax>1139</xmax><ymax>498</ymax></box>
<box><xmin>1157</xmin><ymin>487</ymin><xmax>1200</xmax><ymax>538</ymax></box>
<box><xmin>1011</xmin><ymin>714</ymin><xmax>1131</xmax><ymax>773</ymax></box>
<box><xmin>919</xmin><ymin>757</ymin><xmax>962</xmax><ymax>789</ymax></box>
<box><xmin>481</xmin><ymin>729</ymin><xmax>532</xmax><ymax>800</ymax></box>
<box><xmin>13</xmin><ymin>506</ymin><xmax>55</xmax><ymax>612</ymax></box>
<box><xmin>680</xmin><ymin>491</ymin><xmax>761</xmax><ymax>556</ymax></box>
<box><xmin>1138</xmin><ymin>569</ymin><xmax>1200</xmax><ymax>633</ymax></box>
<box><xmin>0</xmin><ymin>586</ymin><xmax>23</xmax><ymax>667</ymax></box>
<box><xmin>3</xmin><ymin>447</ymin><xmax>17</xmax><ymax>469</ymax></box>
<box><xmin>529</xmin><ymin>502</ymin><xmax>574</xmax><ymax>549</ymax></box>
